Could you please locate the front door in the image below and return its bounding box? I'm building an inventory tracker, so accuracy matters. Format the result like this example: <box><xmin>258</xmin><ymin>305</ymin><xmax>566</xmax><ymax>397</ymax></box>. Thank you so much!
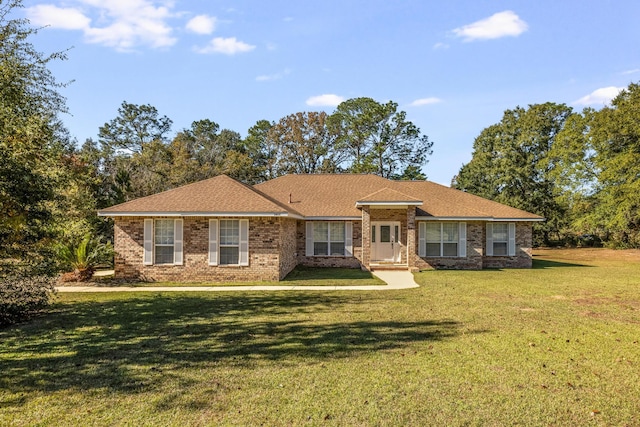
<box><xmin>371</xmin><ymin>222</ymin><xmax>401</xmax><ymax>262</ymax></box>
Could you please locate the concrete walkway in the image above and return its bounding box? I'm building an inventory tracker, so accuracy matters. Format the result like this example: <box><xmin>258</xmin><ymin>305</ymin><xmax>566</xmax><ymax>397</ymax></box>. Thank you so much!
<box><xmin>55</xmin><ymin>270</ymin><xmax>419</xmax><ymax>292</ymax></box>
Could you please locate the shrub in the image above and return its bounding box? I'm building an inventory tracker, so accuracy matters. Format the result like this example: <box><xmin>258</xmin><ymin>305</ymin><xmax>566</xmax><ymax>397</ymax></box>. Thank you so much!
<box><xmin>0</xmin><ymin>274</ymin><xmax>56</xmax><ymax>327</ymax></box>
<box><xmin>56</xmin><ymin>235</ymin><xmax>114</xmax><ymax>281</ymax></box>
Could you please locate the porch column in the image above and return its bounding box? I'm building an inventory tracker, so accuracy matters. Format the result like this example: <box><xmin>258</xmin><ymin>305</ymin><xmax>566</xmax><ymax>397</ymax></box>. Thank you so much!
<box><xmin>361</xmin><ymin>206</ymin><xmax>371</xmax><ymax>270</ymax></box>
<box><xmin>407</xmin><ymin>206</ymin><xmax>416</xmax><ymax>268</ymax></box>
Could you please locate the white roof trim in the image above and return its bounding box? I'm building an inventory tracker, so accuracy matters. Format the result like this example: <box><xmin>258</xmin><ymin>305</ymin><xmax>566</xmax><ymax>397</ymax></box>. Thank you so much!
<box><xmin>98</xmin><ymin>211</ymin><xmax>304</xmax><ymax>219</ymax></box>
<box><xmin>355</xmin><ymin>201</ymin><xmax>422</xmax><ymax>207</ymax></box>
<box><xmin>415</xmin><ymin>216</ymin><xmax>545</xmax><ymax>222</ymax></box>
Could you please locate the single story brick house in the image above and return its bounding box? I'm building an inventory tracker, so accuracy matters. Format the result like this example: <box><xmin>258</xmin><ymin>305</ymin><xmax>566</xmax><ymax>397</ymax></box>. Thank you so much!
<box><xmin>98</xmin><ymin>174</ymin><xmax>544</xmax><ymax>282</ymax></box>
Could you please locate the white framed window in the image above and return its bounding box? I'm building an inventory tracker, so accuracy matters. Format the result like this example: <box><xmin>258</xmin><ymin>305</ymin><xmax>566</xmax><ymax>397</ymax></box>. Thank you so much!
<box><xmin>305</xmin><ymin>221</ymin><xmax>353</xmax><ymax>257</ymax></box>
<box><xmin>421</xmin><ymin>222</ymin><xmax>465</xmax><ymax>257</ymax></box>
<box><xmin>486</xmin><ymin>222</ymin><xmax>516</xmax><ymax>256</ymax></box>
<box><xmin>220</xmin><ymin>220</ymin><xmax>240</xmax><ymax>265</ymax></box>
<box><xmin>208</xmin><ymin>219</ymin><xmax>249</xmax><ymax>266</ymax></box>
<box><xmin>143</xmin><ymin>218</ymin><xmax>183</xmax><ymax>266</ymax></box>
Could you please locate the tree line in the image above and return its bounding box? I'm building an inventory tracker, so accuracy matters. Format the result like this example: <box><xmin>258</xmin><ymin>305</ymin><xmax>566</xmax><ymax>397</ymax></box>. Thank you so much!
<box><xmin>454</xmin><ymin>85</ymin><xmax>640</xmax><ymax>248</ymax></box>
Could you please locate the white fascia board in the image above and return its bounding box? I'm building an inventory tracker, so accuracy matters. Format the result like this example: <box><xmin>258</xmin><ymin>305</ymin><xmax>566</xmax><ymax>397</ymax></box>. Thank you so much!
<box><xmin>355</xmin><ymin>201</ymin><xmax>422</xmax><ymax>207</ymax></box>
<box><xmin>98</xmin><ymin>211</ymin><xmax>304</xmax><ymax>219</ymax></box>
<box><xmin>304</xmin><ymin>216</ymin><xmax>361</xmax><ymax>221</ymax></box>
<box><xmin>415</xmin><ymin>216</ymin><xmax>545</xmax><ymax>222</ymax></box>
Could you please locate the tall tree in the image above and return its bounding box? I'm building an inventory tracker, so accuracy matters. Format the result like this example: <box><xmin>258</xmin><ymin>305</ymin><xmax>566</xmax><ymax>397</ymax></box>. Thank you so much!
<box><xmin>454</xmin><ymin>103</ymin><xmax>573</xmax><ymax>244</ymax></box>
<box><xmin>267</xmin><ymin>111</ymin><xmax>342</xmax><ymax>175</ymax></box>
<box><xmin>0</xmin><ymin>0</ymin><xmax>69</xmax><ymax>273</ymax></box>
<box><xmin>98</xmin><ymin>101</ymin><xmax>172</xmax><ymax>154</ymax></box>
<box><xmin>554</xmin><ymin>83</ymin><xmax>640</xmax><ymax>246</ymax></box>
<box><xmin>328</xmin><ymin>97</ymin><xmax>433</xmax><ymax>178</ymax></box>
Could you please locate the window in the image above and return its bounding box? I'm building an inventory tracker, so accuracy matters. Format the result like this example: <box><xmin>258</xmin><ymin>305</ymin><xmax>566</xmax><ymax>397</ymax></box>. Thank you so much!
<box><xmin>154</xmin><ymin>219</ymin><xmax>175</xmax><ymax>264</ymax></box>
<box><xmin>312</xmin><ymin>222</ymin><xmax>345</xmax><ymax>256</ymax></box>
<box><xmin>487</xmin><ymin>222</ymin><xmax>515</xmax><ymax>256</ymax></box>
<box><xmin>209</xmin><ymin>219</ymin><xmax>249</xmax><ymax>266</ymax></box>
<box><xmin>425</xmin><ymin>222</ymin><xmax>459</xmax><ymax>257</ymax></box>
<box><xmin>305</xmin><ymin>221</ymin><xmax>353</xmax><ymax>257</ymax></box>
<box><xmin>492</xmin><ymin>223</ymin><xmax>508</xmax><ymax>256</ymax></box>
<box><xmin>219</xmin><ymin>220</ymin><xmax>240</xmax><ymax>265</ymax></box>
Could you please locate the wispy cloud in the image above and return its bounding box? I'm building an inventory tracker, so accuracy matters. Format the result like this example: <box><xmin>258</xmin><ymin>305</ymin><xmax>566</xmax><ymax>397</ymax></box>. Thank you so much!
<box><xmin>194</xmin><ymin>37</ymin><xmax>255</xmax><ymax>55</ymax></box>
<box><xmin>306</xmin><ymin>94</ymin><xmax>345</xmax><ymax>107</ymax></box>
<box><xmin>433</xmin><ymin>42</ymin><xmax>449</xmax><ymax>50</ymax></box>
<box><xmin>453</xmin><ymin>10</ymin><xmax>528</xmax><ymax>42</ymax></box>
<box><xmin>186</xmin><ymin>14</ymin><xmax>216</xmax><ymax>35</ymax></box>
<box><xmin>573</xmin><ymin>86</ymin><xmax>624</xmax><ymax>106</ymax></box>
<box><xmin>27</xmin><ymin>0</ymin><xmax>177</xmax><ymax>51</ymax></box>
<box><xmin>620</xmin><ymin>68</ymin><xmax>640</xmax><ymax>75</ymax></box>
<box><xmin>409</xmin><ymin>97</ymin><xmax>442</xmax><ymax>107</ymax></box>
<box><xmin>256</xmin><ymin>68</ymin><xmax>291</xmax><ymax>82</ymax></box>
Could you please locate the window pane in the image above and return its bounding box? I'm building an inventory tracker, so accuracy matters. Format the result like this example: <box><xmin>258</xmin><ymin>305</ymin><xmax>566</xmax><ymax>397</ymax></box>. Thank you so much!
<box><xmin>330</xmin><ymin>242</ymin><xmax>344</xmax><ymax>256</ymax></box>
<box><xmin>443</xmin><ymin>243</ymin><xmax>458</xmax><ymax>257</ymax></box>
<box><xmin>155</xmin><ymin>245</ymin><xmax>174</xmax><ymax>264</ymax></box>
<box><xmin>372</xmin><ymin>226</ymin><xmax>376</xmax><ymax>243</ymax></box>
<box><xmin>314</xmin><ymin>222</ymin><xmax>328</xmax><ymax>242</ymax></box>
<box><xmin>426</xmin><ymin>223</ymin><xmax>440</xmax><ymax>242</ymax></box>
<box><xmin>493</xmin><ymin>242</ymin><xmax>508</xmax><ymax>256</ymax></box>
<box><xmin>442</xmin><ymin>223</ymin><xmax>458</xmax><ymax>243</ymax></box>
<box><xmin>314</xmin><ymin>242</ymin><xmax>328</xmax><ymax>256</ymax></box>
<box><xmin>220</xmin><ymin>220</ymin><xmax>239</xmax><ymax>245</ymax></box>
<box><xmin>493</xmin><ymin>223</ymin><xmax>508</xmax><ymax>242</ymax></box>
<box><xmin>380</xmin><ymin>226</ymin><xmax>391</xmax><ymax>242</ymax></box>
<box><xmin>395</xmin><ymin>226</ymin><xmax>399</xmax><ymax>243</ymax></box>
<box><xmin>426</xmin><ymin>243</ymin><xmax>441</xmax><ymax>257</ymax></box>
<box><xmin>220</xmin><ymin>246</ymin><xmax>240</xmax><ymax>265</ymax></box>
<box><xmin>155</xmin><ymin>219</ymin><xmax>174</xmax><ymax>245</ymax></box>
<box><xmin>330</xmin><ymin>222</ymin><xmax>345</xmax><ymax>242</ymax></box>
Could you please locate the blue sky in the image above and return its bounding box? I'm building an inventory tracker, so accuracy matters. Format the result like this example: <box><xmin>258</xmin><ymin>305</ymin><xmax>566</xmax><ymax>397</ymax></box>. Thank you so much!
<box><xmin>22</xmin><ymin>0</ymin><xmax>640</xmax><ymax>185</ymax></box>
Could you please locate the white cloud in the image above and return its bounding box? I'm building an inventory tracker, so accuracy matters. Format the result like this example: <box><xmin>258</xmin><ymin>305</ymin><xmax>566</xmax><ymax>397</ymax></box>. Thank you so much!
<box><xmin>256</xmin><ymin>68</ymin><xmax>291</xmax><ymax>82</ymax></box>
<box><xmin>306</xmin><ymin>94</ymin><xmax>345</xmax><ymax>107</ymax></box>
<box><xmin>573</xmin><ymin>86</ymin><xmax>624</xmax><ymax>106</ymax></box>
<box><xmin>195</xmin><ymin>37</ymin><xmax>255</xmax><ymax>55</ymax></box>
<box><xmin>27</xmin><ymin>0</ymin><xmax>177</xmax><ymax>51</ymax></box>
<box><xmin>409</xmin><ymin>97</ymin><xmax>442</xmax><ymax>107</ymax></box>
<box><xmin>621</xmin><ymin>68</ymin><xmax>640</xmax><ymax>75</ymax></box>
<box><xmin>433</xmin><ymin>42</ymin><xmax>449</xmax><ymax>50</ymax></box>
<box><xmin>453</xmin><ymin>10</ymin><xmax>528</xmax><ymax>41</ymax></box>
<box><xmin>27</xmin><ymin>4</ymin><xmax>91</xmax><ymax>30</ymax></box>
<box><xmin>186</xmin><ymin>14</ymin><xmax>216</xmax><ymax>35</ymax></box>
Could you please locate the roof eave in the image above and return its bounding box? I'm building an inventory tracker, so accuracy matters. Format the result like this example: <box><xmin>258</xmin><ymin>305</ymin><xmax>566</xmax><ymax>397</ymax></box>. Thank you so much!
<box><xmin>98</xmin><ymin>211</ymin><xmax>304</xmax><ymax>219</ymax></box>
<box><xmin>355</xmin><ymin>201</ymin><xmax>423</xmax><ymax>207</ymax></box>
<box><xmin>415</xmin><ymin>216</ymin><xmax>545</xmax><ymax>222</ymax></box>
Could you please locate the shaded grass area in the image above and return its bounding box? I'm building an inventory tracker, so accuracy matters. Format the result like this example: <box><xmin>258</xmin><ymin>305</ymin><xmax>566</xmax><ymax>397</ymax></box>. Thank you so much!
<box><xmin>85</xmin><ymin>266</ymin><xmax>385</xmax><ymax>287</ymax></box>
<box><xmin>2</xmin><ymin>249</ymin><xmax>640</xmax><ymax>425</ymax></box>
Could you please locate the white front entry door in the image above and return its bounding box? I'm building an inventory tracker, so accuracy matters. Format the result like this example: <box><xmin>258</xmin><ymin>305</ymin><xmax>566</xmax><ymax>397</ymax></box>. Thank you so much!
<box><xmin>371</xmin><ymin>222</ymin><xmax>401</xmax><ymax>262</ymax></box>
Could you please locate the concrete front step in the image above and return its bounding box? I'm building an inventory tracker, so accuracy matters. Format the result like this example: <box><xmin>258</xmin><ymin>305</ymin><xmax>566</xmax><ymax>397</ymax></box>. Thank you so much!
<box><xmin>369</xmin><ymin>264</ymin><xmax>409</xmax><ymax>271</ymax></box>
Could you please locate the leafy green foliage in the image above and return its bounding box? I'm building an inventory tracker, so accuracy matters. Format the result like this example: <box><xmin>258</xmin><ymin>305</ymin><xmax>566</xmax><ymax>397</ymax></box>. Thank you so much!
<box><xmin>56</xmin><ymin>235</ymin><xmax>114</xmax><ymax>275</ymax></box>
<box><xmin>0</xmin><ymin>274</ymin><xmax>55</xmax><ymax>326</ymax></box>
<box><xmin>454</xmin><ymin>103</ymin><xmax>573</xmax><ymax>244</ymax></box>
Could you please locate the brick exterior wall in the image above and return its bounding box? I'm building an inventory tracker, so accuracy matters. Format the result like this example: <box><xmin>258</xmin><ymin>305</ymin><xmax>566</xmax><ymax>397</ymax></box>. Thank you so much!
<box><xmin>296</xmin><ymin>220</ymin><xmax>363</xmax><ymax>268</ymax></box>
<box><xmin>114</xmin><ymin>216</ymin><xmax>294</xmax><ymax>282</ymax></box>
<box><xmin>113</xmin><ymin>215</ymin><xmax>534</xmax><ymax>282</ymax></box>
<box><xmin>411</xmin><ymin>221</ymin><xmax>533</xmax><ymax>270</ymax></box>
<box><xmin>482</xmin><ymin>222</ymin><xmax>533</xmax><ymax>269</ymax></box>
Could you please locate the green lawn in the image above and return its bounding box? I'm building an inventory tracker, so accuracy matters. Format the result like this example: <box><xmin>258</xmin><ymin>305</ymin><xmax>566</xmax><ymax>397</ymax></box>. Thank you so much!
<box><xmin>88</xmin><ymin>266</ymin><xmax>385</xmax><ymax>287</ymax></box>
<box><xmin>1</xmin><ymin>249</ymin><xmax>639</xmax><ymax>426</ymax></box>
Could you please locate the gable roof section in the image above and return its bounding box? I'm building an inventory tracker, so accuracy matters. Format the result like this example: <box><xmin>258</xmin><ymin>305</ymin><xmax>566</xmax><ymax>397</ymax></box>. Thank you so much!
<box><xmin>98</xmin><ymin>174</ymin><xmax>301</xmax><ymax>217</ymax></box>
<box><xmin>356</xmin><ymin>187</ymin><xmax>422</xmax><ymax>206</ymax></box>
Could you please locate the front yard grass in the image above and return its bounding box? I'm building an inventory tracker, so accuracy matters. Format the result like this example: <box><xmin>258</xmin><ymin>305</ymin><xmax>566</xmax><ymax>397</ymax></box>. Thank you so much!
<box><xmin>1</xmin><ymin>248</ymin><xmax>639</xmax><ymax>426</ymax></box>
<box><xmin>84</xmin><ymin>265</ymin><xmax>385</xmax><ymax>287</ymax></box>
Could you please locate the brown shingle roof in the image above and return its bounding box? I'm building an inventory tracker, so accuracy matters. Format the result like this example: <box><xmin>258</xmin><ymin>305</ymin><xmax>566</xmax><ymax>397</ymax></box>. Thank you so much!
<box><xmin>356</xmin><ymin>187</ymin><xmax>422</xmax><ymax>204</ymax></box>
<box><xmin>99</xmin><ymin>173</ymin><xmax>543</xmax><ymax>220</ymax></box>
<box><xmin>98</xmin><ymin>174</ymin><xmax>300</xmax><ymax>216</ymax></box>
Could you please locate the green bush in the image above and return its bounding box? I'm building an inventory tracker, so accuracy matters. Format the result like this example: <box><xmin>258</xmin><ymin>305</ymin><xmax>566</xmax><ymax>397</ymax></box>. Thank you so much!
<box><xmin>55</xmin><ymin>235</ymin><xmax>114</xmax><ymax>281</ymax></box>
<box><xmin>0</xmin><ymin>275</ymin><xmax>56</xmax><ymax>326</ymax></box>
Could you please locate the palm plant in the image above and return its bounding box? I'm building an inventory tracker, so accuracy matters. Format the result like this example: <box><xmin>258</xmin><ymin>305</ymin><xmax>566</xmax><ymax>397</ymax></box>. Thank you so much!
<box><xmin>56</xmin><ymin>235</ymin><xmax>114</xmax><ymax>281</ymax></box>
